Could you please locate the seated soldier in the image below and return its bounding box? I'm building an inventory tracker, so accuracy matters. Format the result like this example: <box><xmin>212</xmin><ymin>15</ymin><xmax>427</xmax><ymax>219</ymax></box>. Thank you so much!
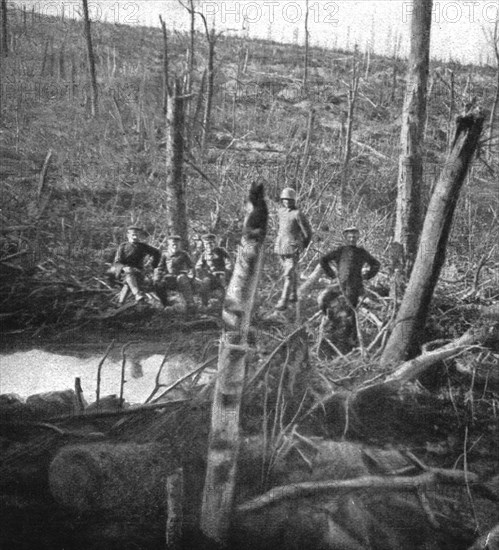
<box><xmin>195</xmin><ymin>233</ymin><xmax>232</xmax><ymax>307</ymax></box>
<box><xmin>319</xmin><ymin>226</ymin><xmax>380</xmax><ymax>313</ymax></box>
<box><xmin>108</xmin><ymin>226</ymin><xmax>161</xmax><ymax>303</ymax></box>
<box><xmin>153</xmin><ymin>235</ymin><xmax>195</xmax><ymax>312</ymax></box>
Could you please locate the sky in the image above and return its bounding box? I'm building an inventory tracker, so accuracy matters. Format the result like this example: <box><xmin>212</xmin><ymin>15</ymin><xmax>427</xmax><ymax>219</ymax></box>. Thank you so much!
<box><xmin>13</xmin><ymin>0</ymin><xmax>499</xmax><ymax>65</ymax></box>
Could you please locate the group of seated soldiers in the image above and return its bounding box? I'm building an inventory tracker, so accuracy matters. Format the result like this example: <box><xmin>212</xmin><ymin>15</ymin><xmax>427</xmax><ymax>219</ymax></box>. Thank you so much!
<box><xmin>107</xmin><ymin>226</ymin><xmax>232</xmax><ymax>312</ymax></box>
<box><xmin>108</xmin><ymin>201</ymin><xmax>381</xmax><ymax>329</ymax></box>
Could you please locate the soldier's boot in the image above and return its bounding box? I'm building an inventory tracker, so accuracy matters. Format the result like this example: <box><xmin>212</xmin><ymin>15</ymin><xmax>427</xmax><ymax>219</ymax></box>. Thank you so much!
<box><xmin>178</xmin><ymin>276</ymin><xmax>196</xmax><ymax>313</ymax></box>
<box><xmin>198</xmin><ymin>278</ymin><xmax>211</xmax><ymax>308</ymax></box>
<box><xmin>276</xmin><ymin>280</ymin><xmax>291</xmax><ymax>310</ymax></box>
<box><xmin>118</xmin><ymin>285</ymin><xmax>129</xmax><ymax>305</ymax></box>
<box><xmin>154</xmin><ymin>285</ymin><xmax>170</xmax><ymax>307</ymax></box>
<box><xmin>125</xmin><ymin>273</ymin><xmax>145</xmax><ymax>302</ymax></box>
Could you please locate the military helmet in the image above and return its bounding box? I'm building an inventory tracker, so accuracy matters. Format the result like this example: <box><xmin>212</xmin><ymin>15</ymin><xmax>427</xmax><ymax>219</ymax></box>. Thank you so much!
<box><xmin>280</xmin><ymin>187</ymin><xmax>296</xmax><ymax>201</ymax></box>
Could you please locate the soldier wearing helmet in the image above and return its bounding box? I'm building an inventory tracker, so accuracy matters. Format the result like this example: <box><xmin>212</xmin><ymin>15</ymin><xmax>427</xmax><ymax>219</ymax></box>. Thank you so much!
<box><xmin>274</xmin><ymin>187</ymin><xmax>313</xmax><ymax>310</ymax></box>
<box><xmin>153</xmin><ymin>235</ymin><xmax>196</xmax><ymax>312</ymax></box>
<box><xmin>319</xmin><ymin>226</ymin><xmax>380</xmax><ymax>312</ymax></box>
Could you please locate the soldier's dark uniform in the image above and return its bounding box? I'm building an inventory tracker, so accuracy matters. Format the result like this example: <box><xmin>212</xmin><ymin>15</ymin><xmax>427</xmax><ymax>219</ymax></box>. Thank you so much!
<box><xmin>319</xmin><ymin>231</ymin><xmax>380</xmax><ymax>310</ymax></box>
<box><xmin>110</xmin><ymin>227</ymin><xmax>161</xmax><ymax>303</ymax></box>
<box><xmin>153</xmin><ymin>236</ymin><xmax>195</xmax><ymax>310</ymax></box>
<box><xmin>195</xmin><ymin>234</ymin><xmax>232</xmax><ymax>307</ymax></box>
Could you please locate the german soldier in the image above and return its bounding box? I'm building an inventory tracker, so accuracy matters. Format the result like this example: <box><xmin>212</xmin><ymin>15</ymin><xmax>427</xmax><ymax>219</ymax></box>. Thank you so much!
<box><xmin>153</xmin><ymin>235</ymin><xmax>195</xmax><ymax>312</ymax></box>
<box><xmin>195</xmin><ymin>233</ymin><xmax>232</xmax><ymax>307</ymax></box>
<box><xmin>274</xmin><ymin>188</ymin><xmax>313</xmax><ymax>311</ymax></box>
<box><xmin>108</xmin><ymin>226</ymin><xmax>161</xmax><ymax>303</ymax></box>
<box><xmin>319</xmin><ymin>226</ymin><xmax>380</xmax><ymax>312</ymax></box>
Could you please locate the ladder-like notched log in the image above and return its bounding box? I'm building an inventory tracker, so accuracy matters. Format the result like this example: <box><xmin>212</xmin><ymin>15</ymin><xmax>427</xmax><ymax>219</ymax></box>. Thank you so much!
<box><xmin>200</xmin><ymin>182</ymin><xmax>268</xmax><ymax>544</ymax></box>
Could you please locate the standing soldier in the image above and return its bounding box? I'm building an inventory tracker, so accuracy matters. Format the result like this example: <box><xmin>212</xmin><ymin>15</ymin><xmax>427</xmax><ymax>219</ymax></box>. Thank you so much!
<box><xmin>108</xmin><ymin>226</ymin><xmax>161</xmax><ymax>304</ymax></box>
<box><xmin>274</xmin><ymin>187</ymin><xmax>313</xmax><ymax>311</ymax></box>
<box><xmin>196</xmin><ymin>233</ymin><xmax>233</xmax><ymax>307</ymax></box>
<box><xmin>319</xmin><ymin>226</ymin><xmax>380</xmax><ymax>312</ymax></box>
<box><xmin>153</xmin><ymin>235</ymin><xmax>196</xmax><ymax>313</ymax></box>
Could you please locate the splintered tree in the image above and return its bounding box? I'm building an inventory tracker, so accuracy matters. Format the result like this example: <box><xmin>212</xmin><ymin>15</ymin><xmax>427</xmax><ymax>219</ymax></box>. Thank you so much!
<box><xmin>82</xmin><ymin>0</ymin><xmax>98</xmax><ymax>116</ymax></box>
<box><xmin>201</xmin><ymin>182</ymin><xmax>268</xmax><ymax>545</ymax></box>
<box><xmin>393</xmin><ymin>0</ymin><xmax>432</xmax><ymax>273</ymax></box>
<box><xmin>165</xmin><ymin>79</ymin><xmax>189</xmax><ymax>250</ymax></box>
<box><xmin>381</xmin><ymin>112</ymin><xmax>485</xmax><ymax>367</ymax></box>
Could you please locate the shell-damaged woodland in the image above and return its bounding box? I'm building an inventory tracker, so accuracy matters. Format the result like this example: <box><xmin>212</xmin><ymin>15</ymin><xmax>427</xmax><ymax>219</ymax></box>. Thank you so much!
<box><xmin>1</xmin><ymin>1</ymin><xmax>499</xmax><ymax>549</ymax></box>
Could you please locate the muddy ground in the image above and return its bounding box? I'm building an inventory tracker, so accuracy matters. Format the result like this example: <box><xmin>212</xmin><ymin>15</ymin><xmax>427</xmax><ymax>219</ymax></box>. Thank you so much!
<box><xmin>1</xmin><ymin>297</ymin><xmax>499</xmax><ymax>550</ymax></box>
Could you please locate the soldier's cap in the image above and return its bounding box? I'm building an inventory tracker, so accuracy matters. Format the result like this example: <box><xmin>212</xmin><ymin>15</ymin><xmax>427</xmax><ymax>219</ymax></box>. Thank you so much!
<box><xmin>201</xmin><ymin>233</ymin><xmax>216</xmax><ymax>242</ymax></box>
<box><xmin>343</xmin><ymin>226</ymin><xmax>360</xmax><ymax>234</ymax></box>
<box><xmin>127</xmin><ymin>225</ymin><xmax>144</xmax><ymax>233</ymax></box>
<box><xmin>168</xmin><ymin>234</ymin><xmax>181</xmax><ymax>241</ymax></box>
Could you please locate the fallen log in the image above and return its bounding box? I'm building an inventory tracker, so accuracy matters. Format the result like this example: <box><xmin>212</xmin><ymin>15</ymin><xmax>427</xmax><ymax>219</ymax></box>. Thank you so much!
<box><xmin>49</xmin><ymin>442</ymin><xmax>175</xmax><ymax>518</ymax></box>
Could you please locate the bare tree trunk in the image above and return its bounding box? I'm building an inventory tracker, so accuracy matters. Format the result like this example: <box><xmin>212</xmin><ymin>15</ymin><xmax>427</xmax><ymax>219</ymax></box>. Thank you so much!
<box><xmin>0</xmin><ymin>52</ymin><xmax>2</xmax><ymax>121</ymax></box>
<box><xmin>165</xmin><ymin>79</ymin><xmax>189</xmax><ymax>250</ymax></box>
<box><xmin>393</xmin><ymin>0</ymin><xmax>432</xmax><ymax>274</ymax></box>
<box><xmin>201</xmin><ymin>182</ymin><xmax>268</xmax><ymax>545</ymax></box>
<box><xmin>82</xmin><ymin>0</ymin><xmax>98</xmax><ymax>116</ymax></box>
<box><xmin>339</xmin><ymin>58</ymin><xmax>359</xmax><ymax>212</ymax></box>
<box><xmin>381</xmin><ymin>112</ymin><xmax>485</xmax><ymax>367</ymax></box>
<box><xmin>1</xmin><ymin>0</ymin><xmax>8</xmax><ymax>56</ymax></box>
<box><xmin>59</xmin><ymin>39</ymin><xmax>66</xmax><ymax>81</ymax></box>
<box><xmin>489</xmin><ymin>69</ymin><xmax>499</xmax><ymax>158</ymax></box>
<box><xmin>302</xmin><ymin>0</ymin><xmax>309</xmax><ymax>91</ymax></box>
<box><xmin>188</xmin><ymin>0</ymin><xmax>195</xmax><ymax>85</ymax></box>
<box><xmin>487</xmin><ymin>20</ymin><xmax>499</xmax><ymax>159</ymax></box>
<box><xmin>201</xmin><ymin>31</ymin><xmax>215</xmax><ymax>154</ymax></box>
<box><xmin>447</xmin><ymin>69</ymin><xmax>455</xmax><ymax>151</ymax></box>
<box><xmin>159</xmin><ymin>15</ymin><xmax>169</xmax><ymax>116</ymax></box>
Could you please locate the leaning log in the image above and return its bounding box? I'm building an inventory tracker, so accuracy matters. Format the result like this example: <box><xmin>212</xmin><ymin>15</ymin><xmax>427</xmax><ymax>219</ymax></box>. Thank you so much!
<box><xmin>381</xmin><ymin>112</ymin><xmax>485</xmax><ymax>367</ymax></box>
<box><xmin>200</xmin><ymin>182</ymin><xmax>268</xmax><ymax>544</ymax></box>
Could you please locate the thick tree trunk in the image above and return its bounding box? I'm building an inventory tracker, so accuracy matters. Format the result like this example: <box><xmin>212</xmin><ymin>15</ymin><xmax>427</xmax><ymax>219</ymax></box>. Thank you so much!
<box><xmin>393</xmin><ymin>0</ymin><xmax>432</xmax><ymax>273</ymax></box>
<box><xmin>381</xmin><ymin>112</ymin><xmax>485</xmax><ymax>367</ymax></box>
<box><xmin>1</xmin><ymin>0</ymin><xmax>8</xmax><ymax>56</ymax></box>
<box><xmin>165</xmin><ymin>79</ymin><xmax>189</xmax><ymax>250</ymax></box>
<box><xmin>82</xmin><ymin>0</ymin><xmax>98</xmax><ymax>116</ymax></box>
<box><xmin>200</xmin><ymin>182</ymin><xmax>268</xmax><ymax>545</ymax></box>
<box><xmin>488</xmin><ymin>24</ymin><xmax>499</xmax><ymax>159</ymax></box>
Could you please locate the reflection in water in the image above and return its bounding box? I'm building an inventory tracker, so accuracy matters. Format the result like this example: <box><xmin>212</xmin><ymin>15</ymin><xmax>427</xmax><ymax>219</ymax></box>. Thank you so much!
<box><xmin>0</xmin><ymin>349</ymin><xmax>203</xmax><ymax>404</ymax></box>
